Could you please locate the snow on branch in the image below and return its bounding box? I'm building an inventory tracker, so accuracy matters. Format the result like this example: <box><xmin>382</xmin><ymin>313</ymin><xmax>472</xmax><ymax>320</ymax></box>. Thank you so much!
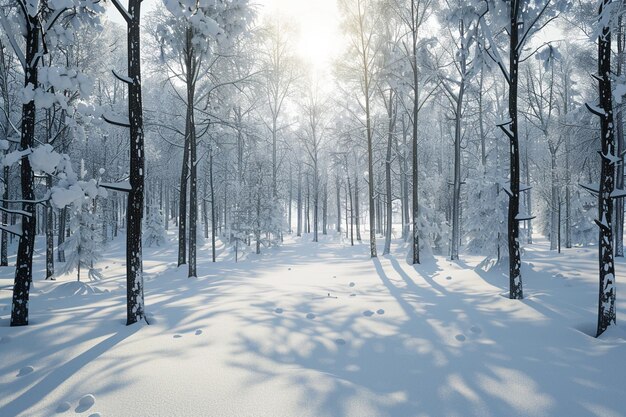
<box><xmin>610</xmin><ymin>188</ymin><xmax>626</xmax><ymax>199</ymax></box>
<box><xmin>579</xmin><ymin>182</ymin><xmax>600</xmax><ymax>195</ymax></box>
<box><xmin>585</xmin><ymin>102</ymin><xmax>606</xmax><ymax>118</ymax></box>
<box><xmin>0</xmin><ymin>223</ymin><xmax>22</xmax><ymax>237</ymax></box>
<box><xmin>0</xmin><ymin>206</ymin><xmax>32</xmax><ymax>217</ymax></box>
<box><xmin>515</xmin><ymin>213</ymin><xmax>536</xmax><ymax>221</ymax></box>
<box><xmin>99</xmin><ymin>181</ymin><xmax>132</xmax><ymax>193</ymax></box>
<box><xmin>110</xmin><ymin>0</ymin><xmax>131</xmax><ymax>23</ymax></box>
<box><xmin>599</xmin><ymin>150</ymin><xmax>622</xmax><ymax>165</ymax></box>
<box><xmin>112</xmin><ymin>69</ymin><xmax>133</xmax><ymax>85</ymax></box>
<box><xmin>520</xmin><ymin>183</ymin><xmax>532</xmax><ymax>192</ymax></box>
<box><xmin>102</xmin><ymin>113</ymin><xmax>131</xmax><ymax>128</ymax></box>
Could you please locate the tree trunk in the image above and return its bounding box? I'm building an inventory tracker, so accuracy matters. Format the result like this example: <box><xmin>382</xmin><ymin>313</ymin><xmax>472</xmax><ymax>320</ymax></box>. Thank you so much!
<box><xmin>384</xmin><ymin>90</ymin><xmax>395</xmax><ymax>255</ymax></box>
<box><xmin>297</xmin><ymin>166</ymin><xmax>302</xmax><ymax>237</ymax></box>
<box><xmin>594</xmin><ymin>0</ymin><xmax>617</xmax><ymax>337</ymax></box>
<box><xmin>11</xmin><ymin>15</ymin><xmax>39</xmax><ymax>326</ymax></box>
<box><xmin>125</xmin><ymin>0</ymin><xmax>146</xmax><ymax>325</ymax></box>
<box><xmin>451</xmin><ymin>81</ymin><xmax>465</xmax><ymax>260</ymax></box>
<box><xmin>615</xmin><ymin>14</ymin><xmax>625</xmax><ymax>257</ymax></box>
<box><xmin>506</xmin><ymin>1</ymin><xmax>523</xmax><ymax>300</ymax></box>
<box><xmin>210</xmin><ymin>148</ymin><xmax>216</xmax><ymax>262</ymax></box>
<box><xmin>336</xmin><ymin>175</ymin><xmax>342</xmax><ymax>233</ymax></box>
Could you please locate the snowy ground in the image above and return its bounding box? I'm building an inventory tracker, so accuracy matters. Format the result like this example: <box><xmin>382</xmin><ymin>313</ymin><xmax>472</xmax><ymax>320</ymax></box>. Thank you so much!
<box><xmin>1</xmin><ymin>231</ymin><xmax>625</xmax><ymax>417</ymax></box>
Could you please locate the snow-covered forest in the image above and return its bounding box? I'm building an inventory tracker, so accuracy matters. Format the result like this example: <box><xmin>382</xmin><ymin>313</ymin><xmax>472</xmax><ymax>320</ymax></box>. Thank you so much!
<box><xmin>1</xmin><ymin>0</ymin><xmax>625</xmax><ymax>416</ymax></box>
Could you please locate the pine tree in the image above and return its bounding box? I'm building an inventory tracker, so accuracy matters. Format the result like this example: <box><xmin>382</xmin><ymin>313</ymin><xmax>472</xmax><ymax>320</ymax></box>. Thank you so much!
<box><xmin>60</xmin><ymin>201</ymin><xmax>103</xmax><ymax>282</ymax></box>
<box><xmin>144</xmin><ymin>205</ymin><xmax>166</xmax><ymax>247</ymax></box>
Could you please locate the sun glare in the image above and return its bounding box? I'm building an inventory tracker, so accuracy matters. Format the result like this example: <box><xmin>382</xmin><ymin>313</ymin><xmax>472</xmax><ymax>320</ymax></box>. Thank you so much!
<box><xmin>260</xmin><ymin>0</ymin><xmax>344</xmax><ymax>77</ymax></box>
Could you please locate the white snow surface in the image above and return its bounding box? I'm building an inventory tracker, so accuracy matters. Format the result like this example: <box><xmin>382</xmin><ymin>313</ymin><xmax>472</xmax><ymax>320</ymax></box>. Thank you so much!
<box><xmin>0</xmin><ymin>232</ymin><xmax>625</xmax><ymax>417</ymax></box>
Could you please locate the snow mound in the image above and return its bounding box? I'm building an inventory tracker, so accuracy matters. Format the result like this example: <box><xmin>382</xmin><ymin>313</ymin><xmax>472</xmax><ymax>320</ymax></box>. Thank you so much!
<box><xmin>45</xmin><ymin>282</ymin><xmax>104</xmax><ymax>298</ymax></box>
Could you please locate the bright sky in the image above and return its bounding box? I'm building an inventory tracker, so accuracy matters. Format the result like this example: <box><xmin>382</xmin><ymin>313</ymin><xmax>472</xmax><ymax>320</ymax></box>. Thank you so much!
<box><xmin>105</xmin><ymin>0</ymin><xmax>345</xmax><ymax>81</ymax></box>
<box><xmin>258</xmin><ymin>0</ymin><xmax>344</xmax><ymax>77</ymax></box>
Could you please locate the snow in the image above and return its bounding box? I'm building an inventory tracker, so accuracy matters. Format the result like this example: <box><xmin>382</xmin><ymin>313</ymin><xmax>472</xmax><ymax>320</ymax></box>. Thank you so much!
<box><xmin>28</xmin><ymin>144</ymin><xmax>62</xmax><ymax>174</ymax></box>
<box><xmin>0</xmin><ymin>233</ymin><xmax>625</xmax><ymax>417</ymax></box>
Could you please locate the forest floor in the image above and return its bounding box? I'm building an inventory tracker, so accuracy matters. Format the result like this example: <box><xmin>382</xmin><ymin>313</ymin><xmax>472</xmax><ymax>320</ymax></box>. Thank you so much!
<box><xmin>0</xmin><ymin>230</ymin><xmax>625</xmax><ymax>417</ymax></box>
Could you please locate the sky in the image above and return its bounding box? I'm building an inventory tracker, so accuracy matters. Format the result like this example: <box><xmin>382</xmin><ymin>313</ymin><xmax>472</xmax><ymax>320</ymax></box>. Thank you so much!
<box><xmin>105</xmin><ymin>0</ymin><xmax>345</xmax><ymax>80</ymax></box>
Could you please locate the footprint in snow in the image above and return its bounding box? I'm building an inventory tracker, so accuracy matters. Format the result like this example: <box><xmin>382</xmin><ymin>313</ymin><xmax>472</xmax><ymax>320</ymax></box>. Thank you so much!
<box><xmin>75</xmin><ymin>394</ymin><xmax>96</xmax><ymax>413</ymax></box>
<box><xmin>349</xmin><ymin>282</ymin><xmax>356</xmax><ymax>287</ymax></box>
<box><xmin>376</xmin><ymin>309</ymin><xmax>385</xmax><ymax>315</ymax></box>
<box><xmin>195</xmin><ymin>330</ymin><xmax>203</xmax><ymax>336</ymax></box>
<box><xmin>56</xmin><ymin>401</ymin><xmax>71</xmax><ymax>413</ymax></box>
<box><xmin>470</xmin><ymin>326</ymin><xmax>482</xmax><ymax>334</ymax></box>
<box><xmin>455</xmin><ymin>334</ymin><xmax>466</xmax><ymax>342</ymax></box>
<box><xmin>334</xmin><ymin>338</ymin><xmax>346</xmax><ymax>345</ymax></box>
<box><xmin>173</xmin><ymin>334</ymin><xmax>183</xmax><ymax>339</ymax></box>
<box><xmin>306</xmin><ymin>313</ymin><xmax>316</xmax><ymax>319</ymax></box>
<box><xmin>363</xmin><ymin>310</ymin><xmax>374</xmax><ymax>317</ymax></box>
<box><xmin>17</xmin><ymin>366</ymin><xmax>34</xmax><ymax>377</ymax></box>
<box><xmin>274</xmin><ymin>308</ymin><xmax>284</xmax><ymax>314</ymax></box>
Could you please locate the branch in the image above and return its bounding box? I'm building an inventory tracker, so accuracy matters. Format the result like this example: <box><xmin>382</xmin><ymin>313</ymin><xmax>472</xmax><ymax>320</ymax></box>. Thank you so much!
<box><xmin>102</xmin><ymin>114</ymin><xmax>131</xmax><ymax>128</ymax></box>
<box><xmin>110</xmin><ymin>0</ymin><xmax>131</xmax><ymax>23</ymax></box>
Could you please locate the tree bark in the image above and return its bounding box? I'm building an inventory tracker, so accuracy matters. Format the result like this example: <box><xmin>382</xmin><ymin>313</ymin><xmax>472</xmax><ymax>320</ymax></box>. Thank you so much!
<box><xmin>594</xmin><ymin>0</ymin><xmax>617</xmax><ymax>337</ymax></box>
<box><xmin>125</xmin><ymin>0</ymin><xmax>147</xmax><ymax>325</ymax></box>
<box><xmin>10</xmin><ymin>14</ymin><xmax>39</xmax><ymax>326</ymax></box>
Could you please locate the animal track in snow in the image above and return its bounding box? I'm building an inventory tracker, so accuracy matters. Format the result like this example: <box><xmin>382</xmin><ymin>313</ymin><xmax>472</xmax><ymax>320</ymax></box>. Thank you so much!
<box><xmin>455</xmin><ymin>334</ymin><xmax>466</xmax><ymax>342</ymax></box>
<box><xmin>195</xmin><ymin>329</ymin><xmax>203</xmax><ymax>335</ymax></box>
<box><xmin>335</xmin><ymin>338</ymin><xmax>346</xmax><ymax>345</ymax></box>
<box><xmin>88</xmin><ymin>413</ymin><xmax>102</xmax><ymax>417</ymax></box>
<box><xmin>363</xmin><ymin>310</ymin><xmax>374</xmax><ymax>317</ymax></box>
<box><xmin>17</xmin><ymin>366</ymin><xmax>34</xmax><ymax>377</ymax></box>
<box><xmin>470</xmin><ymin>326</ymin><xmax>482</xmax><ymax>334</ymax></box>
<box><xmin>76</xmin><ymin>394</ymin><xmax>96</xmax><ymax>413</ymax></box>
<box><xmin>349</xmin><ymin>282</ymin><xmax>355</xmax><ymax>287</ymax></box>
<box><xmin>349</xmin><ymin>293</ymin><xmax>356</xmax><ymax>297</ymax></box>
<box><xmin>376</xmin><ymin>309</ymin><xmax>385</xmax><ymax>315</ymax></box>
<box><xmin>56</xmin><ymin>401</ymin><xmax>71</xmax><ymax>413</ymax></box>
<box><xmin>173</xmin><ymin>334</ymin><xmax>183</xmax><ymax>339</ymax></box>
<box><xmin>306</xmin><ymin>313</ymin><xmax>316</xmax><ymax>319</ymax></box>
<box><xmin>274</xmin><ymin>308</ymin><xmax>283</xmax><ymax>314</ymax></box>
<box><xmin>445</xmin><ymin>276</ymin><xmax>452</xmax><ymax>280</ymax></box>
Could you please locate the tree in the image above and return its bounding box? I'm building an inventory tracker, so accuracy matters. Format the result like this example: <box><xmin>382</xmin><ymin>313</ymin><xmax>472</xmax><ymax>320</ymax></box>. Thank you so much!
<box><xmin>480</xmin><ymin>0</ymin><xmax>563</xmax><ymax>299</ymax></box>
<box><xmin>144</xmin><ymin>204</ymin><xmax>166</xmax><ymax>247</ymax></box>
<box><xmin>105</xmin><ymin>0</ymin><xmax>148</xmax><ymax>325</ymax></box>
<box><xmin>338</xmin><ymin>0</ymin><xmax>384</xmax><ymax>258</ymax></box>
<box><xmin>584</xmin><ymin>0</ymin><xmax>619</xmax><ymax>337</ymax></box>
<box><xmin>60</xmin><ymin>198</ymin><xmax>104</xmax><ymax>281</ymax></box>
<box><xmin>0</xmin><ymin>0</ymin><xmax>103</xmax><ymax>326</ymax></box>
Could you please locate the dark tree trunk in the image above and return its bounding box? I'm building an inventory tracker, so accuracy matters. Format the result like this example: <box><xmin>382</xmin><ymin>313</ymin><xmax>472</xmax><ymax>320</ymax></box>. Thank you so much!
<box><xmin>504</xmin><ymin>0</ymin><xmax>523</xmax><ymax>300</ymax></box>
<box><xmin>322</xmin><ymin>181</ymin><xmax>327</xmax><ymax>235</ymax></box>
<box><xmin>125</xmin><ymin>0</ymin><xmax>146</xmax><ymax>325</ymax></box>
<box><xmin>297</xmin><ymin>166</ymin><xmax>302</xmax><ymax>237</ymax></box>
<box><xmin>354</xmin><ymin>172</ymin><xmax>362</xmax><ymax>241</ymax></box>
<box><xmin>451</xmin><ymin>81</ymin><xmax>465</xmax><ymax>260</ymax></box>
<box><xmin>615</xmin><ymin>14</ymin><xmax>625</xmax><ymax>257</ymax></box>
<box><xmin>384</xmin><ymin>90</ymin><xmax>395</xmax><ymax>255</ymax></box>
<box><xmin>593</xmin><ymin>0</ymin><xmax>617</xmax><ymax>337</ymax></box>
<box><xmin>210</xmin><ymin>148</ymin><xmax>216</xmax><ymax>263</ymax></box>
<box><xmin>336</xmin><ymin>175</ymin><xmax>342</xmax><ymax>233</ymax></box>
<box><xmin>45</xmin><ymin>176</ymin><xmax>54</xmax><ymax>279</ymax></box>
<box><xmin>11</xmin><ymin>15</ymin><xmax>39</xmax><ymax>326</ymax></box>
<box><xmin>1</xmin><ymin>166</ymin><xmax>8</xmax><ymax>266</ymax></box>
